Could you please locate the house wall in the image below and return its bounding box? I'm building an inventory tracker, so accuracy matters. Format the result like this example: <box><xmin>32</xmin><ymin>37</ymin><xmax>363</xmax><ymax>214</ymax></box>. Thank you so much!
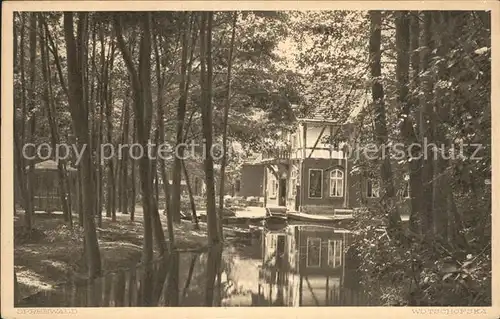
<box><xmin>297</xmin><ymin>156</ymin><xmax>412</xmax><ymax>216</ymax></box>
<box><xmin>289</xmin><ymin>125</ymin><xmax>303</xmax><ymax>159</ymax></box>
<box><xmin>265</xmin><ymin>167</ymin><xmax>280</xmax><ymax>207</ymax></box>
<box><xmin>242</xmin><ymin>119</ymin><xmax>412</xmax><ymax>216</ymax></box>
<box><xmin>290</xmin><ymin>123</ymin><xmax>344</xmax><ymax>160</ymax></box>
<box><xmin>299</xmin><ymin>158</ymin><xmax>347</xmax><ymax>214</ymax></box>
<box><xmin>240</xmin><ymin>164</ymin><xmax>265</xmax><ymax>197</ymax></box>
<box><xmin>286</xmin><ymin>161</ymin><xmax>300</xmax><ymax>211</ymax></box>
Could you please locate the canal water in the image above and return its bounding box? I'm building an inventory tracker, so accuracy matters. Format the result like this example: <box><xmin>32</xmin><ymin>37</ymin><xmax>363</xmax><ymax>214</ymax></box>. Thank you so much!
<box><xmin>179</xmin><ymin>223</ymin><xmax>370</xmax><ymax>306</ymax></box>
<box><xmin>17</xmin><ymin>222</ymin><xmax>371</xmax><ymax>307</ymax></box>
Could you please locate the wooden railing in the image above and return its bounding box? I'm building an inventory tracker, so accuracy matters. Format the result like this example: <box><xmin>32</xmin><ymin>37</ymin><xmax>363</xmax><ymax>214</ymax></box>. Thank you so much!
<box><xmin>262</xmin><ymin>146</ymin><xmax>291</xmax><ymax>160</ymax></box>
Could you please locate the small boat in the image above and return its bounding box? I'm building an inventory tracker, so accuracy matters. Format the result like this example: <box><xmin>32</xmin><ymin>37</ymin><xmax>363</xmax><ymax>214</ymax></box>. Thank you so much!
<box><xmin>222</xmin><ymin>216</ymin><xmax>266</xmax><ymax>226</ymax></box>
<box><xmin>266</xmin><ymin>215</ymin><xmax>287</xmax><ymax>223</ymax></box>
<box><xmin>264</xmin><ymin>215</ymin><xmax>288</xmax><ymax>231</ymax></box>
<box><xmin>265</xmin><ymin>207</ymin><xmax>288</xmax><ymax>217</ymax></box>
<box><xmin>287</xmin><ymin>211</ymin><xmax>353</xmax><ymax>224</ymax></box>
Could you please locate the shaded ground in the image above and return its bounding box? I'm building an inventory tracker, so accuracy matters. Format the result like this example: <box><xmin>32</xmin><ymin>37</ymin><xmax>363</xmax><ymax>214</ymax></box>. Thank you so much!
<box><xmin>14</xmin><ymin>207</ymin><xmax>209</xmax><ymax>299</ymax></box>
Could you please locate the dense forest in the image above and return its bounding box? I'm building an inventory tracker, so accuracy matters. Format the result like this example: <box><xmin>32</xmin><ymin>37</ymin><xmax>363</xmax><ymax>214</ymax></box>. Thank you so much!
<box><xmin>12</xmin><ymin>10</ymin><xmax>491</xmax><ymax>307</ymax></box>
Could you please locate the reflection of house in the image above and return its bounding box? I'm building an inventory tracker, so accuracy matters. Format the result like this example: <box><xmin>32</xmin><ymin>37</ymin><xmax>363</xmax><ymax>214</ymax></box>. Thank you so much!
<box><xmin>257</xmin><ymin>225</ymin><xmax>365</xmax><ymax>306</ymax></box>
<box><xmin>241</xmin><ymin>113</ymin><xmax>411</xmax><ymax>216</ymax></box>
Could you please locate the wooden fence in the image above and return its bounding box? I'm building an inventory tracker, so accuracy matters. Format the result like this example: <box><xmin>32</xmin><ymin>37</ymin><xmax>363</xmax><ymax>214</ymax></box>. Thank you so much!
<box><xmin>329</xmin><ymin>286</ymin><xmax>374</xmax><ymax>306</ymax></box>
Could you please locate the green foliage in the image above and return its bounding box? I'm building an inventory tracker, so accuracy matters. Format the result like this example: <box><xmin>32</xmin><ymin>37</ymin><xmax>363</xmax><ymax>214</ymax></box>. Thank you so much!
<box><xmin>345</xmin><ymin>11</ymin><xmax>492</xmax><ymax>306</ymax></box>
<box><xmin>348</xmin><ymin>220</ymin><xmax>491</xmax><ymax>306</ymax></box>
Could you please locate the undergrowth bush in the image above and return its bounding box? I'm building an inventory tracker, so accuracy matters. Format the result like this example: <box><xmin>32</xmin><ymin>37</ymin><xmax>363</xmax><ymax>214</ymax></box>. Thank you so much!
<box><xmin>349</xmin><ymin>207</ymin><xmax>491</xmax><ymax>306</ymax></box>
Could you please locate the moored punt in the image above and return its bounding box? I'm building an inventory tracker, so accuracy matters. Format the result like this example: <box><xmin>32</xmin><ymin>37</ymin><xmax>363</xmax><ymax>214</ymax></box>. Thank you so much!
<box><xmin>266</xmin><ymin>215</ymin><xmax>288</xmax><ymax>223</ymax></box>
<box><xmin>264</xmin><ymin>215</ymin><xmax>288</xmax><ymax>231</ymax></box>
<box><xmin>223</xmin><ymin>216</ymin><xmax>266</xmax><ymax>226</ymax></box>
<box><xmin>265</xmin><ymin>207</ymin><xmax>288</xmax><ymax>217</ymax></box>
<box><xmin>287</xmin><ymin>211</ymin><xmax>353</xmax><ymax>224</ymax></box>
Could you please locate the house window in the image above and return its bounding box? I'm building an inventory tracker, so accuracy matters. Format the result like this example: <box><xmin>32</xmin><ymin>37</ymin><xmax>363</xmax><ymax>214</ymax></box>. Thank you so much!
<box><xmin>290</xmin><ymin>168</ymin><xmax>298</xmax><ymax>196</ymax></box>
<box><xmin>235</xmin><ymin>179</ymin><xmax>241</xmax><ymax>193</ymax></box>
<box><xmin>270</xmin><ymin>176</ymin><xmax>278</xmax><ymax>199</ymax></box>
<box><xmin>306</xmin><ymin>237</ymin><xmax>322</xmax><ymax>267</ymax></box>
<box><xmin>367</xmin><ymin>178</ymin><xmax>380</xmax><ymax>198</ymax></box>
<box><xmin>308</xmin><ymin>169</ymin><xmax>323</xmax><ymax>199</ymax></box>
<box><xmin>328</xmin><ymin>239</ymin><xmax>343</xmax><ymax>268</ymax></box>
<box><xmin>291</xmin><ymin>134</ymin><xmax>297</xmax><ymax>149</ymax></box>
<box><xmin>329</xmin><ymin>169</ymin><xmax>344</xmax><ymax>197</ymax></box>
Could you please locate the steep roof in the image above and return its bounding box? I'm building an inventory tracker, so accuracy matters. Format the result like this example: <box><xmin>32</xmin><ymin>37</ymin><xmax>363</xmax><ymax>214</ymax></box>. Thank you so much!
<box><xmin>294</xmin><ymin>89</ymin><xmax>370</xmax><ymax>125</ymax></box>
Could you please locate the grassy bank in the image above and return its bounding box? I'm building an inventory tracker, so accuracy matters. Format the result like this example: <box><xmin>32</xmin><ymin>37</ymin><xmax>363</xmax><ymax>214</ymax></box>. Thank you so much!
<box><xmin>14</xmin><ymin>208</ymin><xmax>208</xmax><ymax>300</ymax></box>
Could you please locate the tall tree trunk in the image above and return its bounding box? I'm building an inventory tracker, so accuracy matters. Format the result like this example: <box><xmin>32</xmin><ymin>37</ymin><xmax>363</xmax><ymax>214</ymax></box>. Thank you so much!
<box><xmin>24</xmin><ymin>12</ymin><xmax>38</xmax><ymax>231</ymax></box>
<box><xmin>105</xmin><ymin>42</ymin><xmax>117</xmax><ymax>221</ymax></box>
<box><xmin>89</xmin><ymin>21</ymin><xmax>99</xmax><ymax>225</ymax></box>
<box><xmin>95</xmin><ymin>30</ymin><xmax>105</xmax><ymax>225</ymax></box>
<box><xmin>120</xmin><ymin>90</ymin><xmax>131</xmax><ymax>214</ymax></box>
<box><xmin>172</xmin><ymin>13</ymin><xmax>191</xmax><ymax>225</ymax></box>
<box><xmin>130</xmin><ymin>119</ymin><xmax>137</xmax><ymax>221</ymax></box>
<box><xmin>63</xmin><ymin>12</ymin><xmax>102</xmax><ymax>278</ymax></box>
<box><xmin>88</xmin><ymin>19</ymin><xmax>98</xmax><ymax>225</ymax></box>
<box><xmin>77</xmin><ymin>169</ymin><xmax>84</xmax><ymax>226</ymax></box>
<box><xmin>39</xmin><ymin>15</ymin><xmax>71</xmax><ymax>227</ymax></box>
<box><xmin>395</xmin><ymin>10</ymin><xmax>416</xmax><ymax>230</ymax></box>
<box><xmin>369</xmin><ymin>11</ymin><xmax>401</xmax><ymax>232</ymax></box>
<box><xmin>20</xmin><ymin>15</ymin><xmax>27</xmax><ymax>145</ymax></box>
<box><xmin>419</xmin><ymin>11</ymin><xmax>435</xmax><ymax>237</ymax></box>
<box><xmin>14</xmin><ymin>14</ymin><xmax>32</xmax><ymax>223</ymax></box>
<box><xmin>153</xmin><ymin>32</ymin><xmax>176</xmax><ymax>247</ymax></box>
<box><xmin>182</xmin><ymin>160</ymin><xmax>200</xmax><ymax>229</ymax></box>
<box><xmin>218</xmin><ymin>12</ymin><xmax>237</xmax><ymax>240</ymax></box>
<box><xmin>115</xmin><ymin>96</ymin><xmax>125</xmax><ymax>214</ymax></box>
<box><xmin>200</xmin><ymin>11</ymin><xmax>220</xmax><ymax>245</ymax></box>
<box><xmin>431</xmin><ymin>12</ymin><xmax>451</xmax><ymax>241</ymax></box>
<box><xmin>200</xmin><ymin>11</ymin><xmax>221</xmax><ymax>306</ymax></box>
<box><xmin>96</xmin><ymin>105</ymin><xmax>104</xmax><ymax>227</ymax></box>
<box><xmin>115</xmin><ymin>12</ymin><xmax>156</xmax><ymax>305</ymax></box>
<box><xmin>181</xmin><ymin>253</ymin><xmax>198</xmax><ymax>303</ymax></box>
<box><xmin>96</xmin><ymin>112</ymin><xmax>104</xmax><ymax>227</ymax></box>
<box><xmin>404</xmin><ymin>12</ymin><xmax>425</xmax><ymax>235</ymax></box>
<box><xmin>100</xmin><ymin>26</ymin><xmax>112</xmax><ymax>219</ymax></box>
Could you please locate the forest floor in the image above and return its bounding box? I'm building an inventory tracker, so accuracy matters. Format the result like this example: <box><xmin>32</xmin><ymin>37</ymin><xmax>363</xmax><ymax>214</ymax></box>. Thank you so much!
<box><xmin>13</xmin><ymin>207</ymin><xmax>216</xmax><ymax>300</ymax></box>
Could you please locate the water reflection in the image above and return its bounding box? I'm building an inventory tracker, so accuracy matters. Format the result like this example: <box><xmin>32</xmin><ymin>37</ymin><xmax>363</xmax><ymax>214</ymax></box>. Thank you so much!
<box><xmin>181</xmin><ymin>224</ymin><xmax>370</xmax><ymax>307</ymax></box>
<box><xmin>17</xmin><ymin>223</ymin><xmax>369</xmax><ymax>307</ymax></box>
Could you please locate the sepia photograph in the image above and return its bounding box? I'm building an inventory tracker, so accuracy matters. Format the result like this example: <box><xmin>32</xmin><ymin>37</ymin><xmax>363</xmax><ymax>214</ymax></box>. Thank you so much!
<box><xmin>1</xmin><ymin>1</ymin><xmax>497</xmax><ymax>316</ymax></box>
